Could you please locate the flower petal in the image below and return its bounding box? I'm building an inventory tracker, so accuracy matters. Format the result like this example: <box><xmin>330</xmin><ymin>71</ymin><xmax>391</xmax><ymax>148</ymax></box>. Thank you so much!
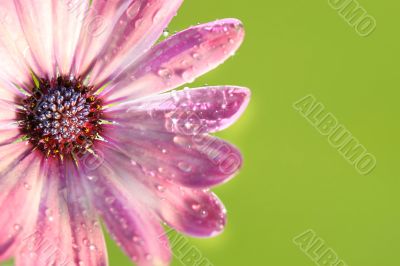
<box><xmin>0</xmin><ymin>97</ymin><xmax>21</xmax><ymax>146</ymax></box>
<box><xmin>52</xmin><ymin>0</ymin><xmax>91</xmax><ymax>75</ymax></box>
<box><xmin>0</xmin><ymin>128</ymin><xmax>20</xmax><ymax>148</ymax></box>
<box><xmin>105</xmin><ymin>86</ymin><xmax>250</xmax><ymax>134</ymax></box>
<box><xmin>101</xmin><ymin>125</ymin><xmax>243</xmax><ymax>188</ymax></box>
<box><xmin>13</xmin><ymin>0</ymin><xmax>55</xmax><ymax>77</ymax></box>
<box><xmin>73</xmin><ymin>0</ymin><xmax>182</xmax><ymax>82</ymax></box>
<box><xmin>0</xmin><ymin>1</ymin><xmax>34</xmax><ymax>84</ymax></box>
<box><xmin>65</xmin><ymin>162</ymin><xmax>108</xmax><ymax>266</ymax></box>
<box><xmin>86</xmin><ymin>0</ymin><xmax>183</xmax><ymax>84</ymax></box>
<box><xmin>71</xmin><ymin>0</ymin><xmax>131</xmax><ymax>76</ymax></box>
<box><xmin>65</xmin><ymin>172</ymin><xmax>108</xmax><ymax>266</ymax></box>
<box><xmin>80</xmin><ymin>157</ymin><xmax>171</xmax><ymax>266</ymax></box>
<box><xmin>87</xmin><ymin>143</ymin><xmax>228</xmax><ymax>237</ymax></box>
<box><xmin>0</xmin><ymin>147</ymin><xmax>44</xmax><ymax>261</ymax></box>
<box><xmin>0</xmin><ymin>77</ymin><xmax>28</xmax><ymax>103</ymax></box>
<box><xmin>101</xmin><ymin>19</ymin><xmax>245</xmax><ymax>104</ymax></box>
<box><xmin>16</xmin><ymin>160</ymin><xmax>108</xmax><ymax>266</ymax></box>
<box><xmin>155</xmin><ymin>186</ymin><xmax>227</xmax><ymax>238</ymax></box>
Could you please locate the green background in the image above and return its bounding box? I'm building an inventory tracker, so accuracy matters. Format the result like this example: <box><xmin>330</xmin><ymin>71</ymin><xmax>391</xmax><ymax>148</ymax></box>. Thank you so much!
<box><xmin>107</xmin><ymin>0</ymin><xmax>400</xmax><ymax>265</ymax></box>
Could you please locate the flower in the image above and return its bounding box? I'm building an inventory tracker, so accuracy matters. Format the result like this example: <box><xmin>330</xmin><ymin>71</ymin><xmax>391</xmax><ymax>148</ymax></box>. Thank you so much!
<box><xmin>0</xmin><ymin>0</ymin><xmax>250</xmax><ymax>265</ymax></box>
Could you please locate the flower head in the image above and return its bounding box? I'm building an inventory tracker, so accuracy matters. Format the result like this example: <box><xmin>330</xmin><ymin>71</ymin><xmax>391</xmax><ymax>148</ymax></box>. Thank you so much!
<box><xmin>0</xmin><ymin>0</ymin><xmax>250</xmax><ymax>265</ymax></box>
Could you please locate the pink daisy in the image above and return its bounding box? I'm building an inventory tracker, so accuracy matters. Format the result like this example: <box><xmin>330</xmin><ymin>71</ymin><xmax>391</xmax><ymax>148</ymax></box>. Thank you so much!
<box><xmin>0</xmin><ymin>0</ymin><xmax>250</xmax><ymax>265</ymax></box>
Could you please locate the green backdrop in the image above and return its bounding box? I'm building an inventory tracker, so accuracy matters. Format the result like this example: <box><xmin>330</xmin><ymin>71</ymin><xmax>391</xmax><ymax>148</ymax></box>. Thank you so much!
<box><xmin>107</xmin><ymin>0</ymin><xmax>400</xmax><ymax>265</ymax></box>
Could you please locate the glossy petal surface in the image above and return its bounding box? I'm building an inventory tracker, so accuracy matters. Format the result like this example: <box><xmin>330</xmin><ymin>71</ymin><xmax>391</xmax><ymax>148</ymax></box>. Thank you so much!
<box><xmin>0</xmin><ymin>147</ymin><xmax>43</xmax><ymax>261</ymax></box>
<box><xmin>16</xmin><ymin>160</ymin><xmax>108</xmax><ymax>266</ymax></box>
<box><xmin>102</xmin><ymin>19</ymin><xmax>245</xmax><ymax>104</ymax></box>
<box><xmin>102</xmin><ymin>124</ymin><xmax>242</xmax><ymax>188</ymax></box>
<box><xmin>91</xmin><ymin>143</ymin><xmax>230</xmax><ymax>237</ymax></box>
<box><xmin>80</xmin><ymin>155</ymin><xmax>172</xmax><ymax>266</ymax></box>
<box><xmin>87</xmin><ymin>0</ymin><xmax>183</xmax><ymax>84</ymax></box>
<box><xmin>105</xmin><ymin>86</ymin><xmax>250</xmax><ymax>134</ymax></box>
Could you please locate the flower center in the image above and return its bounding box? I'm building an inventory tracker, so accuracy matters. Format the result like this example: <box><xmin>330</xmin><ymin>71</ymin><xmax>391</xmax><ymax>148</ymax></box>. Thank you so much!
<box><xmin>19</xmin><ymin>76</ymin><xmax>103</xmax><ymax>157</ymax></box>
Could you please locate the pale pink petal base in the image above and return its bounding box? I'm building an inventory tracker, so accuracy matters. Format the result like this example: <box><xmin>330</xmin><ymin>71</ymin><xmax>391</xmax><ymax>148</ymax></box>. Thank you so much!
<box><xmin>13</xmin><ymin>0</ymin><xmax>55</xmax><ymax>78</ymax></box>
<box><xmin>0</xmin><ymin>98</ymin><xmax>21</xmax><ymax>146</ymax></box>
<box><xmin>0</xmin><ymin>147</ymin><xmax>44</xmax><ymax>261</ymax></box>
<box><xmin>52</xmin><ymin>0</ymin><xmax>90</xmax><ymax>75</ymax></box>
<box><xmin>16</xmin><ymin>159</ymin><xmax>108</xmax><ymax>266</ymax></box>
<box><xmin>0</xmin><ymin>1</ymin><xmax>35</xmax><ymax>85</ymax></box>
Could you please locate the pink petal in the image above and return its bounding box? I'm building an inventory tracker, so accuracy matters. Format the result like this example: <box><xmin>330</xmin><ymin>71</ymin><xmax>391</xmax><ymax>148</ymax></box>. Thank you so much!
<box><xmin>13</xmin><ymin>0</ymin><xmax>55</xmax><ymax>77</ymax></box>
<box><xmin>155</xmin><ymin>186</ymin><xmax>227</xmax><ymax>237</ymax></box>
<box><xmin>101</xmin><ymin>125</ymin><xmax>243</xmax><ymax>188</ymax></box>
<box><xmin>0</xmin><ymin>129</ymin><xmax>21</xmax><ymax>147</ymax></box>
<box><xmin>0</xmin><ymin>99</ymin><xmax>17</xmax><ymax>122</ymax></box>
<box><xmin>16</xmin><ymin>160</ymin><xmax>74</xmax><ymax>265</ymax></box>
<box><xmin>90</xmin><ymin>145</ymin><xmax>226</xmax><ymax>237</ymax></box>
<box><xmin>79</xmin><ymin>157</ymin><xmax>171</xmax><ymax>266</ymax></box>
<box><xmin>0</xmin><ymin>97</ymin><xmax>21</xmax><ymax>145</ymax></box>
<box><xmin>0</xmin><ymin>147</ymin><xmax>44</xmax><ymax>261</ymax></box>
<box><xmin>86</xmin><ymin>143</ymin><xmax>228</xmax><ymax>237</ymax></box>
<box><xmin>86</xmin><ymin>0</ymin><xmax>183</xmax><ymax>84</ymax></box>
<box><xmin>0</xmin><ymin>127</ymin><xmax>20</xmax><ymax>147</ymax></box>
<box><xmin>105</xmin><ymin>86</ymin><xmax>250</xmax><ymax>134</ymax></box>
<box><xmin>16</xmin><ymin>159</ymin><xmax>108</xmax><ymax>266</ymax></box>
<box><xmin>52</xmin><ymin>0</ymin><xmax>91</xmax><ymax>75</ymax></box>
<box><xmin>0</xmin><ymin>143</ymin><xmax>33</xmax><ymax>185</ymax></box>
<box><xmin>101</xmin><ymin>19</ymin><xmax>245</xmax><ymax>104</ymax></box>
<box><xmin>73</xmin><ymin>0</ymin><xmax>182</xmax><ymax>81</ymax></box>
<box><xmin>0</xmin><ymin>77</ymin><xmax>28</xmax><ymax>102</ymax></box>
<box><xmin>104</xmin><ymin>144</ymin><xmax>228</xmax><ymax>237</ymax></box>
<box><xmin>71</xmin><ymin>0</ymin><xmax>130</xmax><ymax>76</ymax></box>
<box><xmin>0</xmin><ymin>1</ymin><xmax>34</xmax><ymax>84</ymax></box>
<box><xmin>64</xmin><ymin>160</ymin><xmax>108</xmax><ymax>266</ymax></box>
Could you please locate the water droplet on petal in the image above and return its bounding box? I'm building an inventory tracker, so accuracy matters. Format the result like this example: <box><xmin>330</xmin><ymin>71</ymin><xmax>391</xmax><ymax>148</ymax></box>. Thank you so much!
<box><xmin>162</xmin><ymin>28</ymin><xmax>169</xmax><ymax>37</ymax></box>
<box><xmin>171</xmin><ymin>90</ymin><xmax>179</xmax><ymax>102</ymax></box>
<box><xmin>13</xmin><ymin>223</ymin><xmax>22</xmax><ymax>232</ymax></box>
<box><xmin>181</xmin><ymin>71</ymin><xmax>194</xmax><ymax>83</ymax></box>
<box><xmin>24</xmin><ymin>182</ymin><xmax>32</xmax><ymax>190</ymax></box>
<box><xmin>83</xmin><ymin>238</ymin><xmax>90</xmax><ymax>246</ymax></box>
<box><xmin>191</xmin><ymin>204</ymin><xmax>201</xmax><ymax>211</ymax></box>
<box><xmin>155</xmin><ymin>184</ymin><xmax>165</xmax><ymax>192</ymax></box>
<box><xmin>132</xmin><ymin>235</ymin><xmax>142</xmax><ymax>245</ymax></box>
<box><xmin>184</xmin><ymin>121</ymin><xmax>193</xmax><ymax>130</ymax></box>
<box><xmin>126</xmin><ymin>2</ymin><xmax>141</xmax><ymax>19</ymax></box>
<box><xmin>158</xmin><ymin>68</ymin><xmax>172</xmax><ymax>80</ymax></box>
<box><xmin>178</xmin><ymin>162</ymin><xmax>192</xmax><ymax>173</ymax></box>
<box><xmin>105</xmin><ymin>197</ymin><xmax>115</xmax><ymax>205</ymax></box>
<box><xmin>152</xmin><ymin>9</ymin><xmax>162</xmax><ymax>22</ymax></box>
<box><xmin>45</xmin><ymin>208</ymin><xmax>54</xmax><ymax>222</ymax></box>
<box><xmin>200</xmin><ymin>209</ymin><xmax>209</xmax><ymax>218</ymax></box>
<box><xmin>192</xmin><ymin>53</ymin><xmax>202</xmax><ymax>60</ymax></box>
